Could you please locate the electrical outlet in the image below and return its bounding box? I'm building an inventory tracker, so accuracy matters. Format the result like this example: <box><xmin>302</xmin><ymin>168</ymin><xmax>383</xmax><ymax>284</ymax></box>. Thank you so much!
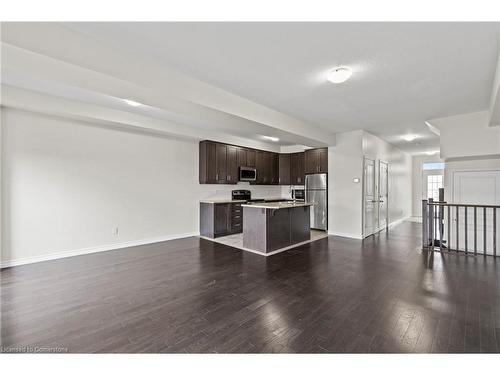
<box><xmin>112</xmin><ymin>227</ymin><xmax>119</xmax><ymax>235</ymax></box>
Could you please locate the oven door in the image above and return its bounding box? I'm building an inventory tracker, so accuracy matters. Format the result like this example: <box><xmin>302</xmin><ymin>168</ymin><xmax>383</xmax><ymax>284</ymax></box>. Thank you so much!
<box><xmin>239</xmin><ymin>167</ymin><xmax>256</xmax><ymax>181</ymax></box>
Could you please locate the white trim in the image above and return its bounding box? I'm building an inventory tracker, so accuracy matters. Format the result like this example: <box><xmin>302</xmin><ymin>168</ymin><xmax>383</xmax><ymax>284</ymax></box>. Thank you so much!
<box><xmin>0</xmin><ymin>232</ymin><xmax>199</xmax><ymax>268</ymax></box>
<box><xmin>327</xmin><ymin>231</ymin><xmax>363</xmax><ymax>240</ymax></box>
<box><xmin>388</xmin><ymin>216</ymin><xmax>411</xmax><ymax>229</ymax></box>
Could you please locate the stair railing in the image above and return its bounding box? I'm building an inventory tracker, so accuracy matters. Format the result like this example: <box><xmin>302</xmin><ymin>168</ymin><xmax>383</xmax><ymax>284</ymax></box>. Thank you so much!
<box><xmin>422</xmin><ymin>199</ymin><xmax>499</xmax><ymax>257</ymax></box>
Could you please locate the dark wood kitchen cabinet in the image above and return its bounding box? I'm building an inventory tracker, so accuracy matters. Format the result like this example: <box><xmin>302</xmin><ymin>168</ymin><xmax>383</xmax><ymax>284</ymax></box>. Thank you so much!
<box><xmin>199</xmin><ymin>141</ymin><xmax>217</xmax><ymax>183</ymax></box>
<box><xmin>237</xmin><ymin>147</ymin><xmax>247</xmax><ymax>168</ymax></box>
<box><xmin>255</xmin><ymin>151</ymin><xmax>268</xmax><ymax>184</ymax></box>
<box><xmin>290</xmin><ymin>152</ymin><xmax>305</xmax><ymax>185</ymax></box>
<box><xmin>246</xmin><ymin>149</ymin><xmax>256</xmax><ymax>167</ymax></box>
<box><xmin>200</xmin><ymin>141</ymin><xmax>238</xmax><ymax>184</ymax></box>
<box><xmin>226</xmin><ymin>145</ymin><xmax>238</xmax><ymax>183</ymax></box>
<box><xmin>200</xmin><ymin>140</ymin><xmax>311</xmax><ymax>185</ymax></box>
<box><xmin>214</xmin><ymin>203</ymin><xmax>230</xmax><ymax>235</ymax></box>
<box><xmin>200</xmin><ymin>202</ymin><xmax>243</xmax><ymax>238</ymax></box>
<box><xmin>215</xmin><ymin>143</ymin><xmax>228</xmax><ymax>183</ymax></box>
<box><xmin>271</xmin><ymin>153</ymin><xmax>279</xmax><ymax>184</ymax></box>
<box><xmin>279</xmin><ymin>153</ymin><xmax>291</xmax><ymax>185</ymax></box>
<box><xmin>305</xmin><ymin>148</ymin><xmax>328</xmax><ymax>174</ymax></box>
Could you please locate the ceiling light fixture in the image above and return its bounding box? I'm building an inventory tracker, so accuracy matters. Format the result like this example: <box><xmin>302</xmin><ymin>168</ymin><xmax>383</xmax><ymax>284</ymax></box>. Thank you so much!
<box><xmin>262</xmin><ymin>135</ymin><xmax>280</xmax><ymax>142</ymax></box>
<box><xmin>327</xmin><ymin>67</ymin><xmax>352</xmax><ymax>84</ymax></box>
<box><xmin>123</xmin><ymin>99</ymin><xmax>143</xmax><ymax>107</ymax></box>
<box><xmin>402</xmin><ymin>134</ymin><xmax>418</xmax><ymax>142</ymax></box>
<box><xmin>425</xmin><ymin>150</ymin><xmax>438</xmax><ymax>156</ymax></box>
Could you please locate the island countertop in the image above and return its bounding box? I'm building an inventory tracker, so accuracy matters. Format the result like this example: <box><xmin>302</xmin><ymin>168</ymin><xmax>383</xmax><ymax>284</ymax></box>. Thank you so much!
<box><xmin>200</xmin><ymin>197</ymin><xmax>289</xmax><ymax>204</ymax></box>
<box><xmin>241</xmin><ymin>202</ymin><xmax>312</xmax><ymax>209</ymax></box>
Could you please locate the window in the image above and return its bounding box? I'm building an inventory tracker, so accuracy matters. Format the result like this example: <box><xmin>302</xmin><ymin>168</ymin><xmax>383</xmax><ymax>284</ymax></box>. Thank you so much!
<box><xmin>423</xmin><ymin>162</ymin><xmax>445</xmax><ymax>170</ymax></box>
<box><xmin>427</xmin><ymin>174</ymin><xmax>443</xmax><ymax>201</ymax></box>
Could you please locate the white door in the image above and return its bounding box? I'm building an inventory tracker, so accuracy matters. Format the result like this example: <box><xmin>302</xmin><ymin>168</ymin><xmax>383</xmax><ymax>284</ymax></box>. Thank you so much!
<box><xmin>450</xmin><ymin>170</ymin><xmax>500</xmax><ymax>255</ymax></box>
<box><xmin>378</xmin><ymin>161</ymin><xmax>388</xmax><ymax>230</ymax></box>
<box><xmin>363</xmin><ymin>158</ymin><xmax>376</xmax><ymax>237</ymax></box>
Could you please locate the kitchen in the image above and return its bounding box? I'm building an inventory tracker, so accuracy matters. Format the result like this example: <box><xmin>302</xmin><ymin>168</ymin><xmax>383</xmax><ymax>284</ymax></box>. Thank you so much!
<box><xmin>199</xmin><ymin>140</ymin><xmax>328</xmax><ymax>255</ymax></box>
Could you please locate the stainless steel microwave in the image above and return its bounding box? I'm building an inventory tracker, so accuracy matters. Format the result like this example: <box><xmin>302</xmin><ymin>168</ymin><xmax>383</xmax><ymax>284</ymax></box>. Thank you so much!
<box><xmin>239</xmin><ymin>167</ymin><xmax>257</xmax><ymax>181</ymax></box>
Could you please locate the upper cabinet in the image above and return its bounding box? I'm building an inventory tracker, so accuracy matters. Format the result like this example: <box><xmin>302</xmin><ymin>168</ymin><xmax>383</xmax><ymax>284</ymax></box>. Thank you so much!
<box><xmin>199</xmin><ymin>140</ymin><xmax>311</xmax><ymax>185</ymax></box>
<box><xmin>305</xmin><ymin>148</ymin><xmax>328</xmax><ymax>174</ymax></box>
<box><xmin>200</xmin><ymin>141</ymin><xmax>238</xmax><ymax>184</ymax></box>
<box><xmin>278</xmin><ymin>153</ymin><xmax>291</xmax><ymax>185</ymax></box>
<box><xmin>226</xmin><ymin>145</ymin><xmax>239</xmax><ymax>183</ymax></box>
<box><xmin>271</xmin><ymin>153</ymin><xmax>279</xmax><ymax>185</ymax></box>
<box><xmin>290</xmin><ymin>152</ymin><xmax>305</xmax><ymax>185</ymax></box>
<box><xmin>255</xmin><ymin>150</ymin><xmax>278</xmax><ymax>185</ymax></box>
<box><xmin>246</xmin><ymin>149</ymin><xmax>256</xmax><ymax>167</ymax></box>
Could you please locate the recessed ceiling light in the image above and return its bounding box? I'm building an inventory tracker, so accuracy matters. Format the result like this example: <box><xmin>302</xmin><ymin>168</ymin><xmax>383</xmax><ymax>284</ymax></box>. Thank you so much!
<box><xmin>262</xmin><ymin>135</ymin><xmax>280</xmax><ymax>142</ymax></box>
<box><xmin>402</xmin><ymin>134</ymin><xmax>418</xmax><ymax>142</ymax></box>
<box><xmin>327</xmin><ymin>67</ymin><xmax>352</xmax><ymax>84</ymax></box>
<box><xmin>123</xmin><ymin>99</ymin><xmax>143</xmax><ymax>107</ymax></box>
<box><xmin>425</xmin><ymin>150</ymin><xmax>438</xmax><ymax>156</ymax></box>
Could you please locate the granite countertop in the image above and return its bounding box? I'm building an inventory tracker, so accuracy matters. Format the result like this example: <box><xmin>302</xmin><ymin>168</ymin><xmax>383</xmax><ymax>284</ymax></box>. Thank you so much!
<box><xmin>241</xmin><ymin>202</ymin><xmax>312</xmax><ymax>209</ymax></box>
<box><xmin>200</xmin><ymin>197</ymin><xmax>289</xmax><ymax>204</ymax></box>
<box><xmin>200</xmin><ymin>198</ymin><xmax>247</xmax><ymax>203</ymax></box>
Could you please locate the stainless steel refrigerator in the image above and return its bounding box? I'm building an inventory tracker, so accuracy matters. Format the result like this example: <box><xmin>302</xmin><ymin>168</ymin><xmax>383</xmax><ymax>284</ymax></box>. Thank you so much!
<box><xmin>305</xmin><ymin>173</ymin><xmax>327</xmax><ymax>230</ymax></box>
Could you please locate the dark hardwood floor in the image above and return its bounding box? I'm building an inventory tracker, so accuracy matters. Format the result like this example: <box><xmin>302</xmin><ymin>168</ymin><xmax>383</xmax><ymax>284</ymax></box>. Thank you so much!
<box><xmin>1</xmin><ymin>221</ymin><xmax>499</xmax><ymax>353</ymax></box>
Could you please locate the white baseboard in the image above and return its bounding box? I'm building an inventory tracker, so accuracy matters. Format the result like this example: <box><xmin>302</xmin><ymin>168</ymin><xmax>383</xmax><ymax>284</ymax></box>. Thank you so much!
<box><xmin>328</xmin><ymin>216</ymin><xmax>411</xmax><ymax>240</ymax></box>
<box><xmin>388</xmin><ymin>216</ymin><xmax>411</xmax><ymax>228</ymax></box>
<box><xmin>0</xmin><ymin>232</ymin><xmax>200</xmax><ymax>268</ymax></box>
<box><xmin>327</xmin><ymin>231</ymin><xmax>363</xmax><ymax>240</ymax></box>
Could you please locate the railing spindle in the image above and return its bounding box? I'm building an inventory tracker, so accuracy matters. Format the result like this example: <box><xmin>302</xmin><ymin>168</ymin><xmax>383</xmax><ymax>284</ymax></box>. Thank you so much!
<box><xmin>429</xmin><ymin>202</ymin><xmax>434</xmax><ymax>251</ymax></box>
<box><xmin>464</xmin><ymin>206</ymin><xmax>468</xmax><ymax>254</ymax></box>
<box><xmin>456</xmin><ymin>206</ymin><xmax>459</xmax><ymax>253</ymax></box>
<box><xmin>448</xmin><ymin>205</ymin><xmax>451</xmax><ymax>252</ymax></box>
<box><xmin>439</xmin><ymin>204</ymin><xmax>443</xmax><ymax>252</ymax></box>
<box><xmin>494</xmin><ymin>208</ymin><xmax>497</xmax><ymax>257</ymax></box>
<box><xmin>422</xmin><ymin>200</ymin><xmax>427</xmax><ymax>251</ymax></box>
<box><xmin>484</xmin><ymin>207</ymin><xmax>487</xmax><ymax>256</ymax></box>
<box><xmin>474</xmin><ymin>206</ymin><xmax>477</xmax><ymax>256</ymax></box>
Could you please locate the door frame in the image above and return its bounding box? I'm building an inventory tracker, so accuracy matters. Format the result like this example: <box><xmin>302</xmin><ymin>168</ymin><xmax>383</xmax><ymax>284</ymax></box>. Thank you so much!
<box><xmin>377</xmin><ymin>160</ymin><xmax>389</xmax><ymax>232</ymax></box>
<box><xmin>362</xmin><ymin>156</ymin><xmax>376</xmax><ymax>238</ymax></box>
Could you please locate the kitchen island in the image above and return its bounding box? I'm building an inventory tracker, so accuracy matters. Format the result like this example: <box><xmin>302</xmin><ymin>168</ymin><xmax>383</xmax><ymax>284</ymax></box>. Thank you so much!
<box><xmin>242</xmin><ymin>202</ymin><xmax>312</xmax><ymax>254</ymax></box>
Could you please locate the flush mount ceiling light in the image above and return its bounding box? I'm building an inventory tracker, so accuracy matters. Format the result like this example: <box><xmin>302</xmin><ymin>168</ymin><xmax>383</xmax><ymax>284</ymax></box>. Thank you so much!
<box><xmin>327</xmin><ymin>67</ymin><xmax>352</xmax><ymax>84</ymax></box>
<box><xmin>123</xmin><ymin>99</ymin><xmax>143</xmax><ymax>107</ymax></box>
<box><xmin>262</xmin><ymin>135</ymin><xmax>280</xmax><ymax>142</ymax></box>
<box><xmin>425</xmin><ymin>150</ymin><xmax>439</xmax><ymax>156</ymax></box>
<box><xmin>402</xmin><ymin>134</ymin><xmax>418</xmax><ymax>142</ymax></box>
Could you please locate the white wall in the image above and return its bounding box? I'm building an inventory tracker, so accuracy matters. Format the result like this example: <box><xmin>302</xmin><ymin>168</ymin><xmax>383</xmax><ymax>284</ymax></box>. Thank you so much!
<box><xmin>412</xmin><ymin>155</ymin><xmax>443</xmax><ymax>217</ymax></box>
<box><xmin>1</xmin><ymin>108</ymin><xmax>282</xmax><ymax>266</ymax></box>
<box><xmin>326</xmin><ymin>130</ymin><xmax>412</xmax><ymax>239</ymax></box>
<box><xmin>362</xmin><ymin>132</ymin><xmax>412</xmax><ymax>227</ymax></box>
<box><xmin>328</xmin><ymin>130</ymin><xmax>364</xmax><ymax>238</ymax></box>
<box><xmin>432</xmin><ymin>111</ymin><xmax>500</xmax><ymax>159</ymax></box>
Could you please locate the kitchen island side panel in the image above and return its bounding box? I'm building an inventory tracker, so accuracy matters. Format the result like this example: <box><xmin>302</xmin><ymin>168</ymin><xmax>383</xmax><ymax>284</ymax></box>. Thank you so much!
<box><xmin>290</xmin><ymin>206</ymin><xmax>310</xmax><ymax>244</ymax></box>
<box><xmin>265</xmin><ymin>209</ymin><xmax>291</xmax><ymax>251</ymax></box>
<box><xmin>242</xmin><ymin>207</ymin><xmax>267</xmax><ymax>253</ymax></box>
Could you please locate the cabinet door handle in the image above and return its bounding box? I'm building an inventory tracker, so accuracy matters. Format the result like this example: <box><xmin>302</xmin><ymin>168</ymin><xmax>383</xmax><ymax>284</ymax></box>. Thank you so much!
<box><xmin>216</xmin><ymin>173</ymin><xmax>219</xmax><ymax>180</ymax></box>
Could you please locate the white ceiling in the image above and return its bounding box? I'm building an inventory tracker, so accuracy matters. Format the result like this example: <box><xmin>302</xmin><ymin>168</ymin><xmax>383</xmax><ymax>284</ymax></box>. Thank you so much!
<box><xmin>61</xmin><ymin>22</ymin><xmax>500</xmax><ymax>154</ymax></box>
<box><xmin>2</xmin><ymin>22</ymin><xmax>500</xmax><ymax>154</ymax></box>
<box><xmin>1</xmin><ymin>23</ymin><xmax>337</xmax><ymax>149</ymax></box>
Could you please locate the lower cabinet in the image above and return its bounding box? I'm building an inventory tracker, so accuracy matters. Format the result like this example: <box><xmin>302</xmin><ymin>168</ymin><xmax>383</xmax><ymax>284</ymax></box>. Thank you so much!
<box><xmin>200</xmin><ymin>202</ymin><xmax>243</xmax><ymax>238</ymax></box>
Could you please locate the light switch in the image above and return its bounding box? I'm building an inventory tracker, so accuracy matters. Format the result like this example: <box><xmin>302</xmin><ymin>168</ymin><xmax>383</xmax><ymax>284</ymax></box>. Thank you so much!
<box><xmin>353</xmin><ymin>178</ymin><xmax>360</xmax><ymax>183</ymax></box>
